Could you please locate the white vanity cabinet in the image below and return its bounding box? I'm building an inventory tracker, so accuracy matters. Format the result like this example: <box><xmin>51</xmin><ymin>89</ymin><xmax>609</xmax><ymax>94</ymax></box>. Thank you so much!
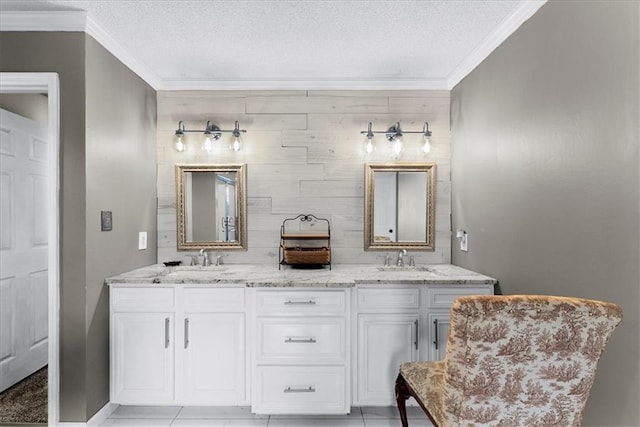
<box><xmin>181</xmin><ymin>287</ymin><xmax>246</xmax><ymax>404</ymax></box>
<box><xmin>353</xmin><ymin>284</ymin><xmax>493</xmax><ymax>406</ymax></box>
<box><xmin>110</xmin><ymin>287</ymin><xmax>176</xmax><ymax>404</ymax></box>
<box><xmin>423</xmin><ymin>285</ymin><xmax>492</xmax><ymax>361</ymax></box>
<box><xmin>110</xmin><ymin>285</ymin><xmax>247</xmax><ymax>405</ymax></box>
<box><xmin>251</xmin><ymin>288</ymin><xmax>350</xmax><ymax>414</ymax></box>
<box><xmin>355</xmin><ymin>286</ymin><xmax>420</xmax><ymax>405</ymax></box>
<box><xmin>109</xmin><ymin>266</ymin><xmax>496</xmax><ymax>412</ymax></box>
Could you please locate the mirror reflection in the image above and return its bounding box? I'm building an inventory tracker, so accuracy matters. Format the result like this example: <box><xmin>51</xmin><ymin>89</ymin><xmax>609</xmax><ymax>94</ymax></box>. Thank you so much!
<box><xmin>176</xmin><ymin>164</ymin><xmax>247</xmax><ymax>250</ymax></box>
<box><xmin>365</xmin><ymin>163</ymin><xmax>436</xmax><ymax>250</ymax></box>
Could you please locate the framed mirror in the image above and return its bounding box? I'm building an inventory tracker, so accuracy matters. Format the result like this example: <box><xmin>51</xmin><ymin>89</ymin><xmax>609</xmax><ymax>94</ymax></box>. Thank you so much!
<box><xmin>364</xmin><ymin>163</ymin><xmax>436</xmax><ymax>250</ymax></box>
<box><xmin>176</xmin><ymin>164</ymin><xmax>247</xmax><ymax>250</ymax></box>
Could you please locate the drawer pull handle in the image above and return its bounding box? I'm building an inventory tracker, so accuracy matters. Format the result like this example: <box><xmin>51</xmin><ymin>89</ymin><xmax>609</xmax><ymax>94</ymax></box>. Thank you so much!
<box><xmin>184</xmin><ymin>318</ymin><xmax>190</xmax><ymax>349</ymax></box>
<box><xmin>433</xmin><ymin>318</ymin><xmax>439</xmax><ymax>350</ymax></box>
<box><xmin>165</xmin><ymin>317</ymin><xmax>170</xmax><ymax>349</ymax></box>
<box><xmin>284</xmin><ymin>300</ymin><xmax>316</xmax><ymax>305</ymax></box>
<box><xmin>414</xmin><ymin>319</ymin><xmax>419</xmax><ymax>350</ymax></box>
<box><xmin>284</xmin><ymin>337</ymin><xmax>317</xmax><ymax>343</ymax></box>
<box><xmin>284</xmin><ymin>386</ymin><xmax>316</xmax><ymax>393</ymax></box>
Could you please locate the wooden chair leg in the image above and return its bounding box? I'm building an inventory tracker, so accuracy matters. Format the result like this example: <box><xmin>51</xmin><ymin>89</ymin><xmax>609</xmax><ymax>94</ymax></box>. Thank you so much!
<box><xmin>395</xmin><ymin>373</ymin><xmax>411</xmax><ymax>427</ymax></box>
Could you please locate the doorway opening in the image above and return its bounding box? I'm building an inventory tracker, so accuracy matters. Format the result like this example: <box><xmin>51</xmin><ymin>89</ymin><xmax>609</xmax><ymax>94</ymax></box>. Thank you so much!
<box><xmin>0</xmin><ymin>73</ymin><xmax>60</xmax><ymax>426</ymax></box>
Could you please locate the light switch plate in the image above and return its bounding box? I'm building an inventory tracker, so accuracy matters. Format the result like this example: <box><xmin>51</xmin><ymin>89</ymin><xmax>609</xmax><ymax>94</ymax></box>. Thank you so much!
<box><xmin>138</xmin><ymin>232</ymin><xmax>147</xmax><ymax>250</ymax></box>
<box><xmin>101</xmin><ymin>211</ymin><xmax>112</xmax><ymax>231</ymax></box>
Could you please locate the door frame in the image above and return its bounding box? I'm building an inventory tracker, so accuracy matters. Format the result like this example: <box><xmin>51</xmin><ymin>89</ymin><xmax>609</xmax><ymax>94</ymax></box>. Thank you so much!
<box><xmin>0</xmin><ymin>72</ymin><xmax>60</xmax><ymax>425</ymax></box>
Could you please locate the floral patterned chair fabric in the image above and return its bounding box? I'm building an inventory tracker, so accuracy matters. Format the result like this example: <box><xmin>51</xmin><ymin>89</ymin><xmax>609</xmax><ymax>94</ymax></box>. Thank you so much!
<box><xmin>395</xmin><ymin>295</ymin><xmax>622</xmax><ymax>427</ymax></box>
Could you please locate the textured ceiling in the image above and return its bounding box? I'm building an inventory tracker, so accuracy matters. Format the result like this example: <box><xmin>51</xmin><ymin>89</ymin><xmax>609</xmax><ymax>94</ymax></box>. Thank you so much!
<box><xmin>0</xmin><ymin>0</ymin><xmax>542</xmax><ymax>88</ymax></box>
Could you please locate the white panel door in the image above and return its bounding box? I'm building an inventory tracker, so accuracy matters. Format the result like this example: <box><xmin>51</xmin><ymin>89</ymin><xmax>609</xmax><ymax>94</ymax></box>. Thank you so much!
<box><xmin>111</xmin><ymin>312</ymin><xmax>175</xmax><ymax>404</ymax></box>
<box><xmin>357</xmin><ymin>314</ymin><xmax>419</xmax><ymax>405</ymax></box>
<box><xmin>0</xmin><ymin>108</ymin><xmax>48</xmax><ymax>392</ymax></box>
<box><xmin>182</xmin><ymin>312</ymin><xmax>245</xmax><ymax>404</ymax></box>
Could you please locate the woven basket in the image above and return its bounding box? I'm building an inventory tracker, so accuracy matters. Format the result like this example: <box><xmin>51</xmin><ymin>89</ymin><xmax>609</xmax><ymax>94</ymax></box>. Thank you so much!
<box><xmin>282</xmin><ymin>246</ymin><xmax>331</xmax><ymax>265</ymax></box>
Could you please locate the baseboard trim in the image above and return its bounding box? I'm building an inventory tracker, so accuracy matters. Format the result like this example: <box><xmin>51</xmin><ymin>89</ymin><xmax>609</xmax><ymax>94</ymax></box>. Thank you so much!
<box><xmin>87</xmin><ymin>402</ymin><xmax>118</xmax><ymax>427</ymax></box>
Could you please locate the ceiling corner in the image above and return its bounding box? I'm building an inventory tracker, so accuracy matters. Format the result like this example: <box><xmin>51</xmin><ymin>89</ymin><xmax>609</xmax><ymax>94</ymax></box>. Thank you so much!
<box><xmin>158</xmin><ymin>78</ymin><xmax>451</xmax><ymax>92</ymax></box>
<box><xmin>446</xmin><ymin>0</ymin><xmax>547</xmax><ymax>90</ymax></box>
<box><xmin>84</xmin><ymin>15</ymin><xmax>161</xmax><ymax>90</ymax></box>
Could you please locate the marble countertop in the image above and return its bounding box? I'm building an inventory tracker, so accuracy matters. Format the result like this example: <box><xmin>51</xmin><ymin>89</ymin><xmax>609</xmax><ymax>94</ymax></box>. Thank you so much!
<box><xmin>105</xmin><ymin>264</ymin><xmax>497</xmax><ymax>287</ymax></box>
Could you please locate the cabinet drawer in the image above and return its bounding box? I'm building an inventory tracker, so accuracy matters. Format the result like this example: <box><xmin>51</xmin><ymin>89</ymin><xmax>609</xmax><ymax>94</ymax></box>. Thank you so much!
<box><xmin>111</xmin><ymin>287</ymin><xmax>175</xmax><ymax>312</ymax></box>
<box><xmin>184</xmin><ymin>287</ymin><xmax>245</xmax><ymax>311</ymax></box>
<box><xmin>357</xmin><ymin>287</ymin><xmax>420</xmax><ymax>311</ymax></box>
<box><xmin>426</xmin><ymin>286</ymin><xmax>492</xmax><ymax>309</ymax></box>
<box><xmin>255</xmin><ymin>290</ymin><xmax>346</xmax><ymax>315</ymax></box>
<box><xmin>256</xmin><ymin>318</ymin><xmax>345</xmax><ymax>363</ymax></box>
<box><xmin>253</xmin><ymin>366</ymin><xmax>347</xmax><ymax>414</ymax></box>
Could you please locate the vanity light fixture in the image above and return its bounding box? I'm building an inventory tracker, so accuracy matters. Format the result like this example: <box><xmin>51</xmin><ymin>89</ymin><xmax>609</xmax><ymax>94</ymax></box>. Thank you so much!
<box><xmin>360</xmin><ymin>121</ymin><xmax>433</xmax><ymax>158</ymax></box>
<box><xmin>421</xmin><ymin>122</ymin><xmax>432</xmax><ymax>154</ymax></box>
<box><xmin>362</xmin><ymin>122</ymin><xmax>375</xmax><ymax>155</ymax></box>
<box><xmin>202</xmin><ymin>121</ymin><xmax>221</xmax><ymax>153</ymax></box>
<box><xmin>174</xmin><ymin>121</ymin><xmax>186</xmax><ymax>152</ymax></box>
<box><xmin>229</xmin><ymin>121</ymin><xmax>244</xmax><ymax>152</ymax></box>
<box><xmin>173</xmin><ymin>120</ymin><xmax>247</xmax><ymax>153</ymax></box>
<box><xmin>387</xmin><ymin>122</ymin><xmax>404</xmax><ymax>158</ymax></box>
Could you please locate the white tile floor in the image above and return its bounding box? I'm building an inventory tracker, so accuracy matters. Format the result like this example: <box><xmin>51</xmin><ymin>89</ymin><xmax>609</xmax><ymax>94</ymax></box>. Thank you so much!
<box><xmin>101</xmin><ymin>406</ymin><xmax>433</xmax><ymax>427</ymax></box>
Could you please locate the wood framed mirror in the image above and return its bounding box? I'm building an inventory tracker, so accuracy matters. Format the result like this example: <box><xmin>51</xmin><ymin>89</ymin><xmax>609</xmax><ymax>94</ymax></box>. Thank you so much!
<box><xmin>364</xmin><ymin>162</ymin><xmax>436</xmax><ymax>250</ymax></box>
<box><xmin>176</xmin><ymin>164</ymin><xmax>247</xmax><ymax>251</ymax></box>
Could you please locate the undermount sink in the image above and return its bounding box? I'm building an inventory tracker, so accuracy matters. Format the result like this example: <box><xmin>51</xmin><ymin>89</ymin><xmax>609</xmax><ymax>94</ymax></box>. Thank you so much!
<box><xmin>376</xmin><ymin>266</ymin><xmax>435</xmax><ymax>272</ymax></box>
<box><xmin>162</xmin><ymin>266</ymin><xmax>228</xmax><ymax>279</ymax></box>
<box><xmin>166</xmin><ymin>265</ymin><xmax>226</xmax><ymax>272</ymax></box>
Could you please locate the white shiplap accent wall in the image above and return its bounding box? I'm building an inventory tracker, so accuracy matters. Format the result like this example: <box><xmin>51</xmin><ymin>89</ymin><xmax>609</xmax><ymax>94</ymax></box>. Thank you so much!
<box><xmin>157</xmin><ymin>90</ymin><xmax>451</xmax><ymax>265</ymax></box>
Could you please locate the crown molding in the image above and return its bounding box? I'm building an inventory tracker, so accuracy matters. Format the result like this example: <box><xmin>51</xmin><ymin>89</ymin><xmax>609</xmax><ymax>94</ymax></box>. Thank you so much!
<box><xmin>446</xmin><ymin>0</ymin><xmax>547</xmax><ymax>89</ymax></box>
<box><xmin>1</xmin><ymin>10</ymin><xmax>161</xmax><ymax>89</ymax></box>
<box><xmin>0</xmin><ymin>10</ymin><xmax>87</xmax><ymax>31</ymax></box>
<box><xmin>84</xmin><ymin>15</ymin><xmax>161</xmax><ymax>89</ymax></box>
<box><xmin>158</xmin><ymin>78</ymin><xmax>450</xmax><ymax>91</ymax></box>
<box><xmin>2</xmin><ymin>3</ymin><xmax>546</xmax><ymax>93</ymax></box>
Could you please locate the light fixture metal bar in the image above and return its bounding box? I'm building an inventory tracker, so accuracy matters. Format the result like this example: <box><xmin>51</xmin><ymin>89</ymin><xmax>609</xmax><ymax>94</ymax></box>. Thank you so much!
<box><xmin>175</xmin><ymin>120</ymin><xmax>247</xmax><ymax>135</ymax></box>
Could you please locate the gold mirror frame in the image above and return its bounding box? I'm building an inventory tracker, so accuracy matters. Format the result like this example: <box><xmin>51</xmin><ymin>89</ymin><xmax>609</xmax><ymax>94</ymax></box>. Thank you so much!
<box><xmin>364</xmin><ymin>162</ymin><xmax>436</xmax><ymax>251</ymax></box>
<box><xmin>176</xmin><ymin>163</ymin><xmax>247</xmax><ymax>251</ymax></box>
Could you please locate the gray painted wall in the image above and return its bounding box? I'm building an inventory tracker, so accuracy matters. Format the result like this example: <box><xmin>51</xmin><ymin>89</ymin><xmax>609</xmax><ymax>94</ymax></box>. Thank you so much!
<box><xmin>0</xmin><ymin>32</ymin><xmax>157</xmax><ymax>422</ymax></box>
<box><xmin>0</xmin><ymin>31</ymin><xmax>89</xmax><ymax>422</ymax></box>
<box><xmin>84</xmin><ymin>36</ymin><xmax>157</xmax><ymax>417</ymax></box>
<box><xmin>450</xmin><ymin>2</ymin><xmax>639</xmax><ymax>426</ymax></box>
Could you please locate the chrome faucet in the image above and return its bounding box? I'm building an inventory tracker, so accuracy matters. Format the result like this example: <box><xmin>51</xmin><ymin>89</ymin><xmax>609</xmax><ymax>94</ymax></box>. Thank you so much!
<box><xmin>199</xmin><ymin>248</ymin><xmax>210</xmax><ymax>266</ymax></box>
<box><xmin>215</xmin><ymin>254</ymin><xmax>225</xmax><ymax>266</ymax></box>
<box><xmin>397</xmin><ymin>249</ymin><xmax>408</xmax><ymax>267</ymax></box>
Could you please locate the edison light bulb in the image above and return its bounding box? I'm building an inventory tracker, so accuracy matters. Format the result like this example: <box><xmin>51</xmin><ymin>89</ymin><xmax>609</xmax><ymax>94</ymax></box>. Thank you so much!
<box><xmin>175</xmin><ymin>135</ymin><xmax>185</xmax><ymax>152</ymax></box>
<box><xmin>421</xmin><ymin>135</ymin><xmax>431</xmax><ymax>154</ymax></box>
<box><xmin>231</xmin><ymin>135</ymin><xmax>242</xmax><ymax>152</ymax></box>
<box><xmin>202</xmin><ymin>135</ymin><xmax>214</xmax><ymax>153</ymax></box>
<box><xmin>364</xmin><ymin>136</ymin><xmax>374</xmax><ymax>155</ymax></box>
<box><xmin>392</xmin><ymin>136</ymin><xmax>403</xmax><ymax>158</ymax></box>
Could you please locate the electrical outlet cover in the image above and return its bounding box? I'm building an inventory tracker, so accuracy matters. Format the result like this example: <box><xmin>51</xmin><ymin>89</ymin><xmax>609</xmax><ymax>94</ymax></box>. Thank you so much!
<box><xmin>461</xmin><ymin>234</ymin><xmax>468</xmax><ymax>252</ymax></box>
<box><xmin>138</xmin><ymin>231</ymin><xmax>147</xmax><ymax>250</ymax></box>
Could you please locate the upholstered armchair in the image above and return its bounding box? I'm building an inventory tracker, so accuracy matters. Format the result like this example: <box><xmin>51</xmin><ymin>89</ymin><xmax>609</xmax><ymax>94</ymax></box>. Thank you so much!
<box><xmin>395</xmin><ymin>295</ymin><xmax>622</xmax><ymax>427</ymax></box>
